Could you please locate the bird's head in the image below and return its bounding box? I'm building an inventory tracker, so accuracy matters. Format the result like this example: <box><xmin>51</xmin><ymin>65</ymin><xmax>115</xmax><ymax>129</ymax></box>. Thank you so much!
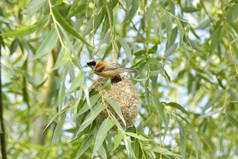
<box><xmin>87</xmin><ymin>60</ymin><xmax>97</xmax><ymax>70</ymax></box>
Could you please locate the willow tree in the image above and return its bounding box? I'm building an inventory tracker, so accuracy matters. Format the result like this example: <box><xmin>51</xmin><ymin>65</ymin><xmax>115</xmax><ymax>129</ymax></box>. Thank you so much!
<box><xmin>1</xmin><ymin>0</ymin><xmax>238</xmax><ymax>158</ymax></box>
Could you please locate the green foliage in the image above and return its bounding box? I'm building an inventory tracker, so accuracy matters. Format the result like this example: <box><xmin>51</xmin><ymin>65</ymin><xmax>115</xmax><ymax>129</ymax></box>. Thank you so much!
<box><xmin>35</xmin><ymin>29</ymin><xmax>58</xmax><ymax>59</ymax></box>
<box><xmin>1</xmin><ymin>0</ymin><xmax>238</xmax><ymax>159</ymax></box>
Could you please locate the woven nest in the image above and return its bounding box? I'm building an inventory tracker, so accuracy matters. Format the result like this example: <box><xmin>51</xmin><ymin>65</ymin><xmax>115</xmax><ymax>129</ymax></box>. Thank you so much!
<box><xmin>94</xmin><ymin>75</ymin><xmax>139</xmax><ymax>128</ymax></box>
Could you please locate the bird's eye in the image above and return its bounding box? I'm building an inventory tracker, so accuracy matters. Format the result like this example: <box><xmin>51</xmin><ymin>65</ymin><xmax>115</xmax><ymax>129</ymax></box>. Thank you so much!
<box><xmin>87</xmin><ymin>61</ymin><xmax>96</xmax><ymax>66</ymax></box>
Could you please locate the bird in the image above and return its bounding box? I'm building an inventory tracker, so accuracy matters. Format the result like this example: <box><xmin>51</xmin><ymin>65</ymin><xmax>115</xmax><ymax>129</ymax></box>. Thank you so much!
<box><xmin>87</xmin><ymin>60</ymin><xmax>138</xmax><ymax>78</ymax></box>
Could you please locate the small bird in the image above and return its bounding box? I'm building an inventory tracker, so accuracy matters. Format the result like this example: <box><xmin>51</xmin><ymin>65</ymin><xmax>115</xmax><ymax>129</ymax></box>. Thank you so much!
<box><xmin>87</xmin><ymin>60</ymin><xmax>138</xmax><ymax>78</ymax></box>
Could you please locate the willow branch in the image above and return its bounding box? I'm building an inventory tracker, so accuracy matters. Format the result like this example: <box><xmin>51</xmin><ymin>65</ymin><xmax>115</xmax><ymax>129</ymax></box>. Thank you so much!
<box><xmin>105</xmin><ymin>2</ymin><xmax>118</xmax><ymax>63</ymax></box>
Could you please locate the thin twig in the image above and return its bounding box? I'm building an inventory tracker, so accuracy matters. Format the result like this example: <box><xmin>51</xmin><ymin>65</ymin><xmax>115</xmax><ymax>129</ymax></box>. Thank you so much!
<box><xmin>92</xmin><ymin>0</ymin><xmax>96</xmax><ymax>57</ymax></box>
<box><xmin>48</xmin><ymin>0</ymin><xmax>65</xmax><ymax>48</ymax></box>
<box><xmin>136</xmin><ymin>129</ymin><xmax>147</xmax><ymax>159</ymax></box>
<box><xmin>99</xmin><ymin>88</ymin><xmax>113</xmax><ymax>119</ymax></box>
<box><xmin>92</xmin><ymin>0</ymin><xmax>96</xmax><ymax>84</ymax></box>
<box><xmin>105</xmin><ymin>1</ymin><xmax>118</xmax><ymax>63</ymax></box>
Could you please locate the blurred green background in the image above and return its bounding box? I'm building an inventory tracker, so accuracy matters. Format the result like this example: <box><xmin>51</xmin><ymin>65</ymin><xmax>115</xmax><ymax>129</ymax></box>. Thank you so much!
<box><xmin>0</xmin><ymin>0</ymin><xmax>238</xmax><ymax>158</ymax></box>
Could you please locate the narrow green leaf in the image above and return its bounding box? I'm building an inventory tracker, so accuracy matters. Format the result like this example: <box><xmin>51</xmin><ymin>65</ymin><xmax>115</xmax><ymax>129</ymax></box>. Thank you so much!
<box><xmin>165</xmin><ymin>43</ymin><xmax>177</xmax><ymax>57</ymax></box>
<box><xmin>197</xmin><ymin>72</ymin><xmax>214</xmax><ymax>84</ymax></box>
<box><xmin>22</xmin><ymin>77</ymin><xmax>30</xmax><ymax>109</ymax></box>
<box><xmin>134</xmin><ymin>45</ymin><xmax>158</xmax><ymax>56</ymax></box>
<box><xmin>210</xmin><ymin>27</ymin><xmax>221</xmax><ymax>52</ymax></box>
<box><xmin>36</xmin><ymin>78</ymin><xmax>47</xmax><ymax>88</ymax></box>
<box><xmin>43</xmin><ymin>113</ymin><xmax>59</xmax><ymax>134</ymax></box>
<box><xmin>126</xmin><ymin>132</ymin><xmax>149</xmax><ymax>141</ymax></box>
<box><xmin>67</xmin><ymin>72</ymin><xmax>85</xmax><ymax>94</ymax></box>
<box><xmin>231</xmin><ymin>38</ymin><xmax>238</xmax><ymax>44</ymax></box>
<box><xmin>96</xmin><ymin>42</ymin><xmax>110</xmax><ymax>57</ymax></box>
<box><xmin>174</xmin><ymin>112</ymin><xmax>190</xmax><ymax>124</ymax></box>
<box><xmin>35</xmin><ymin>29</ymin><xmax>58</xmax><ymax>59</ymax></box>
<box><xmin>144</xmin><ymin>144</ymin><xmax>181</xmax><ymax>157</ymax></box>
<box><xmin>72</xmin><ymin>93</ymin><xmax>82</xmax><ymax>115</ymax></box>
<box><xmin>84</xmin><ymin>8</ymin><xmax>105</xmax><ymax>36</ymax></box>
<box><xmin>76</xmin><ymin>133</ymin><xmax>95</xmax><ymax>158</ymax></box>
<box><xmin>163</xmin><ymin>102</ymin><xmax>188</xmax><ymax>115</ymax></box>
<box><xmin>145</xmin><ymin>1</ymin><xmax>154</xmax><ymax>22</ymax></box>
<box><xmin>152</xmin><ymin>95</ymin><xmax>166</xmax><ymax>123</ymax></box>
<box><xmin>123</xmin><ymin>134</ymin><xmax>136</xmax><ymax>159</ymax></box>
<box><xmin>52</xmin><ymin>48</ymin><xmax>70</xmax><ymax>70</ymax></box>
<box><xmin>24</xmin><ymin>0</ymin><xmax>45</xmax><ymax>15</ymax></box>
<box><xmin>100</xmin><ymin>15</ymin><xmax>109</xmax><ymax>38</ymax></box>
<box><xmin>92</xmin><ymin>118</ymin><xmax>115</xmax><ymax>158</ymax></box>
<box><xmin>149</xmin><ymin>60</ymin><xmax>163</xmax><ymax>76</ymax></box>
<box><xmin>189</xmin><ymin>39</ymin><xmax>203</xmax><ymax>52</ymax></box>
<box><xmin>105</xmin><ymin>98</ymin><xmax>126</xmax><ymax>127</ymax></box>
<box><xmin>178</xmin><ymin>120</ymin><xmax>186</xmax><ymax>159</ymax></box>
<box><xmin>196</xmin><ymin>18</ymin><xmax>210</xmax><ymax>30</ymax></box>
<box><xmin>189</xmin><ymin>125</ymin><xmax>201</xmax><ymax>159</ymax></box>
<box><xmin>52</xmin><ymin>7</ymin><xmax>92</xmax><ymax>48</ymax></box>
<box><xmin>203</xmin><ymin>90</ymin><xmax>224</xmax><ymax>112</ymax></box>
<box><xmin>164</xmin><ymin>15</ymin><xmax>172</xmax><ymax>38</ymax></box>
<box><xmin>217</xmin><ymin>78</ymin><xmax>225</xmax><ymax>89</ymax></box>
<box><xmin>176</xmin><ymin>19</ymin><xmax>184</xmax><ymax>45</ymax></box>
<box><xmin>225</xmin><ymin>4</ymin><xmax>238</xmax><ymax>23</ymax></box>
<box><xmin>43</xmin><ymin>105</ymin><xmax>71</xmax><ymax>134</ymax></box>
<box><xmin>149</xmin><ymin>45</ymin><xmax>158</xmax><ymax>53</ymax></box>
<box><xmin>183</xmin><ymin>7</ymin><xmax>200</xmax><ymax>13</ymax></box>
<box><xmin>167</xmin><ymin>27</ymin><xmax>177</xmax><ymax>49</ymax></box>
<box><xmin>111</xmin><ymin>113</ymin><xmax>124</xmax><ymax>130</ymax></box>
<box><xmin>78</xmin><ymin>93</ymin><xmax>100</xmax><ymax>116</ymax></box>
<box><xmin>98</xmin><ymin>145</ymin><xmax>107</xmax><ymax>159</ymax></box>
<box><xmin>97</xmin><ymin>32</ymin><xmax>110</xmax><ymax>57</ymax></box>
<box><xmin>114</xmin><ymin>130</ymin><xmax>123</xmax><ymax>150</ymax></box>
<box><xmin>108</xmin><ymin>0</ymin><xmax>119</xmax><ymax>10</ymax></box>
<box><xmin>10</xmin><ymin>39</ymin><xmax>19</xmax><ymax>55</ymax></box>
<box><xmin>1</xmin><ymin>17</ymin><xmax>48</xmax><ymax>37</ymax></box>
<box><xmin>66</xmin><ymin>3</ymin><xmax>87</xmax><ymax>19</ymax></box>
<box><xmin>162</xmin><ymin>67</ymin><xmax>171</xmax><ymax>82</ymax></box>
<box><xmin>103</xmin><ymin>78</ymin><xmax>111</xmax><ymax>90</ymax></box>
<box><xmin>125</xmin><ymin>0</ymin><xmax>131</xmax><ymax>10</ymax></box>
<box><xmin>227</xmin><ymin>113</ymin><xmax>238</xmax><ymax>128</ymax></box>
<box><xmin>51</xmin><ymin>113</ymin><xmax>66</xmax><ymax>146</ymax></box>
<box><xmin>77</xmin><ymin>104</ymin><xmax>105</xmax><ymax>135</ymax></box>
<box><xmin>145</xmin><ymin>80</ymin><xmax>150</xmax><ymax>105</ymax></box>
<box><xmin>118</xmin><ymin>37</ymin><xmax>132</xmax><ymax>63</ymax></box>
<box><xmin>190</xmin><ymin>27</ymin><xmax>200</xmax><ymax>40</ymax></box>
<box><xmin>57</xmin><ymin>68</ymin><xmax>67</xmax><ymax>107</ymax></box>
<box><xmin>124</xmin><ymin>0</ymin><xmax>139</xmax><ymax>22</ymax></box>
<box><xmin>132</xmin><ymin>140</ymin><xmax>142</xmax><ymax>159</ymax></box>
<box><xmin>133</xmin><ymin>50</ymin><xmax>145</xmax><ymax>56</ymax></box>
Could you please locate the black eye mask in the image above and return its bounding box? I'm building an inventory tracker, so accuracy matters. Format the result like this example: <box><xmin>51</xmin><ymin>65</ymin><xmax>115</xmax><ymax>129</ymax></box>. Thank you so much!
<box><xmin>87</xmin><ymin>61</ymin><xmax>96</xmax><ymax>66</ymax></box>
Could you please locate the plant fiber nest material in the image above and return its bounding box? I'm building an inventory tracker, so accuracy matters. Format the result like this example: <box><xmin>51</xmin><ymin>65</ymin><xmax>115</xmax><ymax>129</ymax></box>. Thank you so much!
<box><xmin>94</xmin><ymin>75</ymin><xmax>139</xmax><ymax>128</ymax></box>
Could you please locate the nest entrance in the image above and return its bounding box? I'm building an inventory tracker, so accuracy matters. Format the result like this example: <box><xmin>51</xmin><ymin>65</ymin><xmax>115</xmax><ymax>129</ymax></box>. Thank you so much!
<box><xmin>111</xmin><ymin>75</ymin><xmax>122</xmax><ymax>83</ymax></box>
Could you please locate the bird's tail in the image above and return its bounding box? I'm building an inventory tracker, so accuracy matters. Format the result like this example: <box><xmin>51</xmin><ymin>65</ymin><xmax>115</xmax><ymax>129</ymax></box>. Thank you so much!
<box><xmin>125</xmin><ymin>68</ymin><xmax>138</xmax><ymax>73</ymax></box>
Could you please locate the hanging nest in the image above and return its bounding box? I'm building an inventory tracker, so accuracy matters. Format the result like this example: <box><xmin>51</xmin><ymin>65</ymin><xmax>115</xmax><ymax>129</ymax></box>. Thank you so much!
<box><xmin>94</xmin><ymin>75</ymin><xmax>139</xmax><ymax>128</ymax></box>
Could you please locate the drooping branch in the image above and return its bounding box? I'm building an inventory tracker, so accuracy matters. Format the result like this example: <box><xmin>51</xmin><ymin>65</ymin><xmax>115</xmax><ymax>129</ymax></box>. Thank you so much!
<box><xmin>105</xmin><ymin>2</ymin><xmax>118</xmax><ymax>63</ymax></box>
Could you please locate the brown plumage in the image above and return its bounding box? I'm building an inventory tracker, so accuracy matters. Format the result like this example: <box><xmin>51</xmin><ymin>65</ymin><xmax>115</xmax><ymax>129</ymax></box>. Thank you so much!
<box><xmin>87</xmin><ymin>60</ymin><xmax>138</xmax><ymax>78</ymax></box>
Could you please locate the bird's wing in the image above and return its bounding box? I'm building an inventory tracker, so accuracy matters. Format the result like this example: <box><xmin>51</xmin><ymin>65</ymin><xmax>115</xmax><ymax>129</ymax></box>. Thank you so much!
<box><xmin>103</xmin><ymin>63</ymin><xmax>122</xmax><ymax>71</ymax></box>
